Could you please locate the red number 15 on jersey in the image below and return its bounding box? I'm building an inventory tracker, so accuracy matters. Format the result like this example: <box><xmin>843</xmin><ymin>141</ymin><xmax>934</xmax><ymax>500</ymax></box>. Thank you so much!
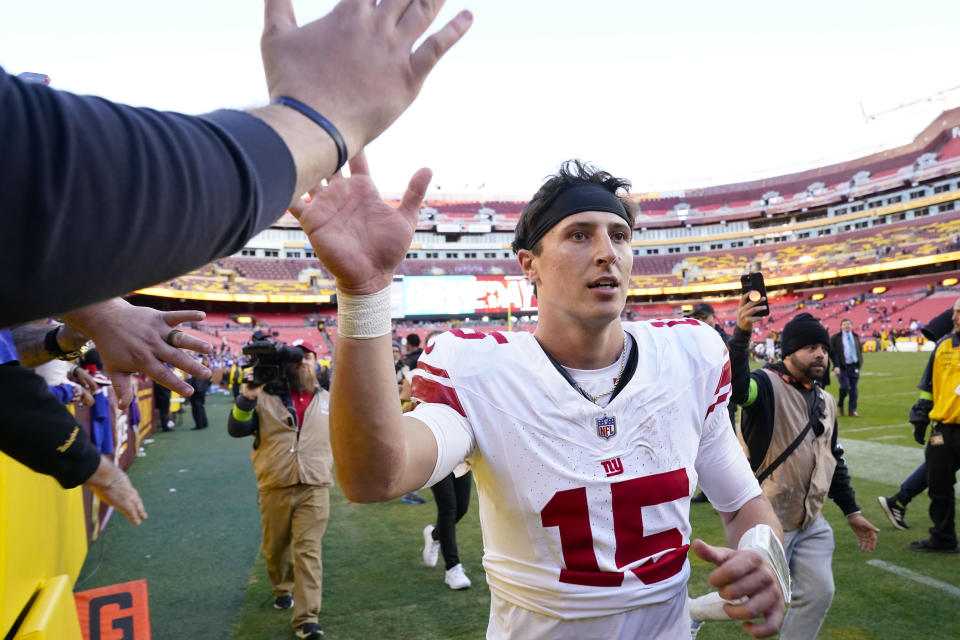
<box><xmin>540</xmin><ymin>468</ymin><xmax>689</xmax><ymax>587</ymax></box>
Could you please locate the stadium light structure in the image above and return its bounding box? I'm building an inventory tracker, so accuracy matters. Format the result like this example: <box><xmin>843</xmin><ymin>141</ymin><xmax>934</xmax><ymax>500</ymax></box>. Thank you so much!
<box><xmin>872</xmin><ymin>286</ymin><xmax>887</xmax><ymax>294</ymax></box>
<box><xmin>942</xmin><ymin>277</ymin><xmax>959</xmax><ymax>287</ymax></box>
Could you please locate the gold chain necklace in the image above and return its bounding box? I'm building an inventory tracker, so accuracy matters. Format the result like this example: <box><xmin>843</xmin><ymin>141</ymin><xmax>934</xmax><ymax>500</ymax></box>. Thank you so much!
<box><xmin>577</xmin><ymin>340</ymin><xmax>627</xmax><ymax>405</ymax></box>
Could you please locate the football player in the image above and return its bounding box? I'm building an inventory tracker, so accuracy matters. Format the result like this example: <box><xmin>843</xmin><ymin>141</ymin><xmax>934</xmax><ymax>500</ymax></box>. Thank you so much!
<box><xmin>293</xmin><ymin>154</ymin><xmax>788</xmax><ymax>638</ymax></box>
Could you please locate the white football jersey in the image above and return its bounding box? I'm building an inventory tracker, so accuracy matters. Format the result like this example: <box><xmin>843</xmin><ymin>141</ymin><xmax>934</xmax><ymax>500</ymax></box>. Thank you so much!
<box><xmin>410</xmin><ymin>320</ymin><xmax>760</xmax><ymax>620</ymax></box>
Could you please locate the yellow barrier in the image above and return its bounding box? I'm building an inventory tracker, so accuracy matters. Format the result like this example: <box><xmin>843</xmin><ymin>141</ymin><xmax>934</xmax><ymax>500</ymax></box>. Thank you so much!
<box><xmin>0</xmin><ymin>455</ymin><xmax>87</xmax><ymax>638</ymax></box>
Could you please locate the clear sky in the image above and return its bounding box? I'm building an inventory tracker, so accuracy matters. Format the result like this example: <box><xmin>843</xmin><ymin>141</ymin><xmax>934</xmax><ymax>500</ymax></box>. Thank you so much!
<box><xmin>4</xmin><ymin>1</ymin><xmax>960</xmax><ymax>199</ymax></box>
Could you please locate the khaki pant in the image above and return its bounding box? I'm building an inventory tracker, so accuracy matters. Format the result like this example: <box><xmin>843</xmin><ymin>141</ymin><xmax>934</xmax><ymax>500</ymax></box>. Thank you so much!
<box><xmin>259</xmin><ymin>484</ymin><xmax>330</xmax><ymax>628</ymax></box>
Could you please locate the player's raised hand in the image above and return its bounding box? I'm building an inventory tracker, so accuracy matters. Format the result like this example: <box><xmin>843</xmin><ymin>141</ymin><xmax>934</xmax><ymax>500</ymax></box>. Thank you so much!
<box><xmin>261</xmin><ymin>0</ymin><xmax>473</xmax><ymax>158</ymax></box>
<box><xmin>291</xmin><ymin>151</ymin><xmax>431</xmax><ymax>295</ymax></box>
<box><xmin>692</xmin><ymin>539</ymin><xmax>785</xmax><ymax>638</ymax></box>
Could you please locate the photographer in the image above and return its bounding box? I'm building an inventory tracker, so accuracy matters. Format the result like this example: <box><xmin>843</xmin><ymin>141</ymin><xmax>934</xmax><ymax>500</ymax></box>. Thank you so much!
<box><xmin>227</xmin><ymin>337</ymin><xmax>332</xmax><ymax>640</ymax></box>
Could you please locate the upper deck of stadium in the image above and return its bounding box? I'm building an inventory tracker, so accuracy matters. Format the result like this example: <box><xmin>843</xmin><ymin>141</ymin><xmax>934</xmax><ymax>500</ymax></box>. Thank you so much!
<box><xmin>132</xmin><ymin>106</ymin><xmax>960</xmax><ymax>308</ymax></box>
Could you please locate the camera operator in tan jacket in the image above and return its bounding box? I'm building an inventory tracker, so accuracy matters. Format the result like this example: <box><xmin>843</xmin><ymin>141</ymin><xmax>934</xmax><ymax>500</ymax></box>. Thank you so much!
<box><xmin>228</xmin><ymin>339</ymin><xmax>332</xmax><ymax>640</ymax></box>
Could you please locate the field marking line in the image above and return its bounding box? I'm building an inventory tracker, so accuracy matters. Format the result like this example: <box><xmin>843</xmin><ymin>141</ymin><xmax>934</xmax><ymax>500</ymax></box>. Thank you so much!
<box><xmin>860</xmin><ymin>390</ymin><xmax>919</xmax><ymax>396</ymax></box>
<box><xmin>866</xmin><ymin>559</ymin><xmax>960</xmax><ymax>598</ymax></box>
<box><xmin>871</xmin><ymin>435</ymin><xmax>906</xmax><ymax>441</ymax></box>
<box><xmin>840</xmin><ymin>439</ymin><xmax>923</xmax><ymax>483</ymax></box>
<box><xmin>844</xmin><ymin>423</ymin><xmax>909</xmax><ymax>433</ymax></box>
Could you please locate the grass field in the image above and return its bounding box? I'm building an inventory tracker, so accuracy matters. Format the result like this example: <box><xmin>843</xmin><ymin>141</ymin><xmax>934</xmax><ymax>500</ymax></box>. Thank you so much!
<box><xmin>77</xmin><ymin>350</ymin><xmax>960</xmax><ymax>639</ymax></box>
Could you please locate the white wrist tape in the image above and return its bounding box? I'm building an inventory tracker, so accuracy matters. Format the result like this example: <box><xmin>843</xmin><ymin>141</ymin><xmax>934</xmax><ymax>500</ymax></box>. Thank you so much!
<box><xmin>739</xmin><ymin>524</ymin><xmax>791</xmax><ymax>606</ymax></box>
<box><xmin>336</xmin><ymin>286</ymin><xmax>392</xmax><ymax>339</ymax></box>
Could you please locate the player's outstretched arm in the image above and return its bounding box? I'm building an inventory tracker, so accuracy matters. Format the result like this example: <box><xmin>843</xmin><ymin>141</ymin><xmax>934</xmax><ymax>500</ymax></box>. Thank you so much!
<box><xmin>256</xmin><ymin>0</ymin><xmax>473</xmax><ymax>201</ymax></box>
<box><xmin>292</xmin><ymin>151</ymin><xmax>438</xmax><ymax>502</ymax></box>
<box><xmin>329</xmin><ymin>335</ymin><xmax>439</xmax><ymax>501</ymax></box>
<box><xmin>692</xmin><ymin>495</ymin><xmax>787</xmax><ymax>638</ymax></box>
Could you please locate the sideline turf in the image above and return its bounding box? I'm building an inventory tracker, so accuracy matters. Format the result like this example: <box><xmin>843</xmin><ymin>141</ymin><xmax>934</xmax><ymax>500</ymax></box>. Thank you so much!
<box><xmin>76</xmin><ymin>395</ymin><xmax>262</xmax><ymax>639</ymax></box>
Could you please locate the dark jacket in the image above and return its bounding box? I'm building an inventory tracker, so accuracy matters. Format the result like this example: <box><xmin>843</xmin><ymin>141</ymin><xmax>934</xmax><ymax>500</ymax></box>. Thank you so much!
<box><xmin>829</xmin><ymin>330</ymin><xmax>863</xmax><ymax>370</ymax></box>
<box><xmin>0</xmin><ymin>362</ymin><xmax>101</xmax><ymax>488</ymax></box>
<box><xmin>404</xmin><ymin>347</ymin><xmax>424</xmax><ymax>371</ymax></box>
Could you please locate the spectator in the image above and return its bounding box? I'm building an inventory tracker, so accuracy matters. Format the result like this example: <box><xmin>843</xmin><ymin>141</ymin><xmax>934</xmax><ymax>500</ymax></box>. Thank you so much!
<box><xmin>187</xmin><ymin>359</ymin><xmax>212</xmax><ymax>430</ymax></box>
<box><xmin>0</xmin><ymin>328</ymin><xmax>146</xmax><ymax>525</ymax></box>
<box><xmin>154</xmin><ymin>375</ymin><xmax>174</xmax><ymax>432</ymax></box>
<box><xmin>404</xmin><ymin>333</ymin><xmax>424</xmax><ymax>370</ymax></box>
<box><xmin>2</xmin><ymin>297</ymin><xmax>210</xmax><ymax>508</ymax></box>
<box><xmin>419</xmin><ymin>330</ymin><xmax>474</xmax><ymax>590</ymax></box>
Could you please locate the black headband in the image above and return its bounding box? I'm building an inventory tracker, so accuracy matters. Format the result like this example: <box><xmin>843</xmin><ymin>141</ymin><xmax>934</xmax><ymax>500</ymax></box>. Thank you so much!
<box><xmin>520</xmin><ymin>182</ymin><xmax>631</xmax><ymax>251</ymax></box>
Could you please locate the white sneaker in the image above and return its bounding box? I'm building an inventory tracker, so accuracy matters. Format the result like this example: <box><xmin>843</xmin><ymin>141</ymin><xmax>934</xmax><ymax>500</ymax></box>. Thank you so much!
<box><xmin>444</xmin><ymin>563</ymin><xmax>471</xmax><ymax>590</ymax></box>
<box><xmin>422</xmin><ymin>524</ymin><xmax>440</xmax><ymax>567</ymax></box>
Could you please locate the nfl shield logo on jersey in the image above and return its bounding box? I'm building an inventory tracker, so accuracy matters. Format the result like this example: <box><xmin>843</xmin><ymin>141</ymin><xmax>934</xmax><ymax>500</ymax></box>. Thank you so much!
<box><xmin>596</xmin><ymin>415</ymin><xmax>617</xmax><ymax>440</ymax></box>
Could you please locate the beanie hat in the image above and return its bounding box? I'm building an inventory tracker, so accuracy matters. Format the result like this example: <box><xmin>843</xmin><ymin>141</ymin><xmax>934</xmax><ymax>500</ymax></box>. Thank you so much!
<box><xmin>780</xmin><ymin>313</ymin><xmax>829</xmax><ymax>357</ymax></box>
<box><xmin>921</xmin><ymin>306</ymin><xmax>954</xmax><ymax>341</ymax></box>
<box><xmin>692</xmin><ymin>302</ymin><xmax>715</xmax><ymax>318</ymax></box>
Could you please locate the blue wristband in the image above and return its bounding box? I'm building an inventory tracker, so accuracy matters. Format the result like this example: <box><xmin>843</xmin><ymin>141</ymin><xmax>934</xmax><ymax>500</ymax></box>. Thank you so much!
<box><xmin>273</xmin><ymin>96</ymin><xmax>348</xmax><ymax>172</ymax></box>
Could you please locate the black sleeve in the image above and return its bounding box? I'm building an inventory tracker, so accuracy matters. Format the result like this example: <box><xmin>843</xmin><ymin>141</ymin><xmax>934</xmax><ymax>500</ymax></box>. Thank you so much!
<box><xmin>729</xmin><ymin>327</ymin><xmax>776</xmax><ymax>470</ymax></box>
<box><xmin>0</xmin><ymin>363</ymin><xmax>101</xmax><ymax>488</ymax></box>
<box><xmin>0</xmin><ymin>68</ymin><xmax>296</xmax><ymax>327</ymax></box>
<box><xmin>909</xmin><ymin>340</ymin><xmax>941</xmax><ymax>429</ymax></box>
<box><xmin>728</xmin><ymin>326</ymin><xmax>753</xmax><ymax>405</ymax></box>
<box><xmin>916</xmin><ymin>338</ymin><xmax>943</xmax><ymax>394</ymax></box>
<box><xmin>195</xmin><ymin>378</ymin><xmax>212</xmax><ymax>394</ymax></box>
<box><xmin>828</xmin><ymin>335</ymin><xmax>841</xmax><ymax>369</ymax></box>
<box><xmin>738</xmin><ymin>372</ymin><xmax>776</xmax><ymax>472</ymax></box>
<box><xmin>227</xmin><ymin>394</ymin><xmax>259</xmax><ymax>438</ymax></box>
<box><xmin>828</xmin><ymin>418</ymin><xmax>860</xmax><ymax>515</ymax></box>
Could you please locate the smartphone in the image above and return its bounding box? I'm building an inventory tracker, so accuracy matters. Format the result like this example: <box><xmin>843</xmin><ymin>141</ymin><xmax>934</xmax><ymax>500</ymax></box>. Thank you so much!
<box><xmin>740</xmin><ymin>272</ymin><xmax>770</xmax><ymax>316</ymax></box>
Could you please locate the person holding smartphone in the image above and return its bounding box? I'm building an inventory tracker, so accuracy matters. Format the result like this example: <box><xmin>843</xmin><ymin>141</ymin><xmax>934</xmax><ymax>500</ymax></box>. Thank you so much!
<box><xmin>728</xmin><ymin>295</ymin><xmax>879</xmax><ymax>639</ymax></box>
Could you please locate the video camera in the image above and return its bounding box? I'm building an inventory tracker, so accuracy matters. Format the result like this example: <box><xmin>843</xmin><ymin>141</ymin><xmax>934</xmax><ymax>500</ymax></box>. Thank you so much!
<box><xmin>241</xmin><ymin>330</ymin><xmax>303</xmax><ymax>389</ymax></box>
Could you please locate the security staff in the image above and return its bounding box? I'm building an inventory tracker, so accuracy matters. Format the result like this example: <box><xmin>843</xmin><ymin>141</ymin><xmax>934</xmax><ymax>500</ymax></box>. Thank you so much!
<box><xmin>908</xmin><ymin>296</ymin><xmax>960</xmax><ymax>553</ymax></box>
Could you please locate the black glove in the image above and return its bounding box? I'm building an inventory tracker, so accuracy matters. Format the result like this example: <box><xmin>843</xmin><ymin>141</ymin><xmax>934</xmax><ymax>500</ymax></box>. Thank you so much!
<box><xmin>909</xmin><ymin>398</ymin><xmax>933</xmax><ymax>444</ymax></box>
<box><xmin>912</xmin><ymin>421</ymin><xmax>928</xmax><ymax>445</ymax></box>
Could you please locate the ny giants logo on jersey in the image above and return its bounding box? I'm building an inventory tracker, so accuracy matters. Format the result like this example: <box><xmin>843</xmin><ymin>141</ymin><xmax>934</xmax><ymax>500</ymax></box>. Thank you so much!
<box><xmin>596</xmin><ymin>415</ymin><xmax>617</xmax><ymax>440</ymax></box>
<box><xmin>600</xmin><ymin>457</ymin><xmax>623</xmax><ymax>477</ymax></box>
